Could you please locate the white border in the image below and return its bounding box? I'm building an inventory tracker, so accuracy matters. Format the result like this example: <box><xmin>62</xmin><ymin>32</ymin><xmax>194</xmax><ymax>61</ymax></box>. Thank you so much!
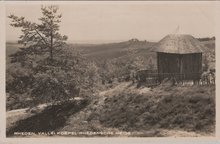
<box><xmin>1</xmin><ymin>1</ymin><xmax>220</xmax><ymax>144</ymax></box>
<box><xmin>0</xmin><ymin>1</ymin><xmax>6</xmax><ymax>140</ymax></box>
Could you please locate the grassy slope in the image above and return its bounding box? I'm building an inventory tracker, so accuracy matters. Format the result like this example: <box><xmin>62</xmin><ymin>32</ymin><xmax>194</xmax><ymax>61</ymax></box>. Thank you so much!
<box><xmin>101</xmin><ymin>84</ymin><xmax>215</xmax><ymax>131</ymax></box>
<box><xmin>60</xmin><ymin>82</ymin><xmax>215</xmax><ymax>137</ymax></box>
<box><xmin>6</xmin><ymin>82</ymin><xmax>215</xmax><ymax>137</ymax></box>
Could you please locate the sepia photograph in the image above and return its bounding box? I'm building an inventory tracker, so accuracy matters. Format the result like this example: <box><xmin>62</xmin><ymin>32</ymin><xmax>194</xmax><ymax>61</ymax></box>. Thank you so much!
<box><xmin>4</xmin><ymin>1</ymin><xmax>216</xmax><ymax>138</ymax></box>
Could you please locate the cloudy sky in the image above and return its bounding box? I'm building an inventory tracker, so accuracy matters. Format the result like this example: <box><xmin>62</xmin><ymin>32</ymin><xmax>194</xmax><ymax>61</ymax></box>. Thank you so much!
<box><xmin>6</xmin><ymin>1</ymin><xmax>216</xmax><ymax>43</ymax></box>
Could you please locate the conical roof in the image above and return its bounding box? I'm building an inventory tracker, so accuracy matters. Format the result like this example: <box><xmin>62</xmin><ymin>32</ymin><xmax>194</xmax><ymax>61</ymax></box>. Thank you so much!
<box><xmin>153</xmin><ymin>34</ymin><xmax>204</xmax><ymax>54</ymax></box>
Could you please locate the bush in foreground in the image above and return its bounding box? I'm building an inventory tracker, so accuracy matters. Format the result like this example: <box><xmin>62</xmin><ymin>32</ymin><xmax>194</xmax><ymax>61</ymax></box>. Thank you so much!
<box><xmin>98</xmin><ymin>86</ymin><xmax>215</xmax><ymax>133</ymax></box>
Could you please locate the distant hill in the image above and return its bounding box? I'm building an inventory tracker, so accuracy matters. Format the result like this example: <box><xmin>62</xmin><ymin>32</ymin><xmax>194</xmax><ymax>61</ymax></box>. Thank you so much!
<box><xmin>6</xmin><ymin>38</ymin><xmax>215</xmax><ymax>70</ymax></box>
<box><xmin>69</xmin><ymin>38</ymin><xmax>215</xmax><ymax>70</ymax></box>
<box><xmin>70</xmin><ymin>39</ymin><xmax>155</xmax><ymax>61</ymax></box>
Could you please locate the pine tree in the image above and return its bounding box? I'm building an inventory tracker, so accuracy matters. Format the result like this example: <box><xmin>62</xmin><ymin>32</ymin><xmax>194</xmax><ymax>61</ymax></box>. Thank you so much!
<box><xmin>8</xmin><ymin>5</ymin><xmax>67</xmax><ymax>61</ymax></box>
<box><xmin>7</xmin><ymin>6</ymin><xmax>98</xmax><ymax>106</ymax></box>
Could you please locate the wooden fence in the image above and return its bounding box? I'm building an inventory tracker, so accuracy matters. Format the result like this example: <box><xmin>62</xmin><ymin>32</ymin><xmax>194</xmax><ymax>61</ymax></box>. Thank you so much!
<box><xmin>134</xmin><ymin>70</ymin><xmax>215</xmax><ymax>86</ymax></box>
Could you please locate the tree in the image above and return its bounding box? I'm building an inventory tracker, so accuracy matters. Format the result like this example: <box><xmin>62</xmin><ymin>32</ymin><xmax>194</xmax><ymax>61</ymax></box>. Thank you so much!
<box><xmin>7</xmin><ymin>6</ymin><xmax>100</xmax><ymax>108</ymax></box>
<box><xmin>8</xmin><ymin>5</ymin><xmax>67</xmax><ymax>61</ymax></box>
<box><xmin>203</xmin><ymin>55</ymin><xmax>209</xmax><ymax>72</ymax></box>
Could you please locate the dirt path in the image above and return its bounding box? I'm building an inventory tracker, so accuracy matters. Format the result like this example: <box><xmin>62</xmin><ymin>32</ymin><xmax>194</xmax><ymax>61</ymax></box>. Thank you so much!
<box><xmin>6</xmin><ymin>104</ymin><xmax>48</xmax><ymax>131</ymax></box>
<box><xmin>99</xmin><ymin>82</ymin><xmax>132</xmax><ymax>96</ymax></box>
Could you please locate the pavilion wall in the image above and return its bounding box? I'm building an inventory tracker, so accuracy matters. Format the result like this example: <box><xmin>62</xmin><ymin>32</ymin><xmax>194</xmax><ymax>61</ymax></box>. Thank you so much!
<box><xmin>157</xmin><ymin>52</ymin><xmax>202</xmax><ymax>81</ymax></box>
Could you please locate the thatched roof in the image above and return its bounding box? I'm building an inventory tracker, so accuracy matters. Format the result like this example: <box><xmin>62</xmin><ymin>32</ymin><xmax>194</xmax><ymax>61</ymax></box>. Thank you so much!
<box><xmin>153</xmin><ymin>34</ymin><xmax>204</xmax><ymax>54</ymax></box>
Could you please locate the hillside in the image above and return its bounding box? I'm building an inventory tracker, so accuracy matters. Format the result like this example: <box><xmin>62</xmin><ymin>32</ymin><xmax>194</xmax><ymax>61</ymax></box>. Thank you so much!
<box><xmin>6</xmin><ymin>38</ymin><xmax>216</xmax><ymax>137</ymax></box>
<box><xmin>70</xmin><ymin>38</ymin><xmax>215</xmax><ymax>70</ymax></box>
<box><xmin>6</xmin><ymin>38</ymin><xmax>215</xmax><ymax>66</ymax></box>
<box><xmin>7</xmin><ymin>82</ymin><xmax>215</xmax><ymax>137</ymax></box>
<box><xmin>70</xmin><ymin>39</ymin><xmax>156</xmax><ymax>64</ymax></box>
<box><xmin>70</xmin><ymin>38</ymin><xmax>215</xmax><ymax>71</ymax></box>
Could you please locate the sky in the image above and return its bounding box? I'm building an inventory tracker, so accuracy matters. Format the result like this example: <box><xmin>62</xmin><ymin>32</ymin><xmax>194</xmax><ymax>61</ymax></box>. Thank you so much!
<box><xmin>6</xmin><ymin>2</ymin><xmax>216</xmax><ymax>43</ymax></box>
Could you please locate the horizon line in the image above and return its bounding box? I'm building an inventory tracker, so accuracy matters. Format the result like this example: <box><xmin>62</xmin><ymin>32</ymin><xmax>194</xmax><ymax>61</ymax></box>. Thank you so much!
<box><xmin>6</xmin><ymin>35</ymin><xmax>215</xmax><ymax>45</ymax></box>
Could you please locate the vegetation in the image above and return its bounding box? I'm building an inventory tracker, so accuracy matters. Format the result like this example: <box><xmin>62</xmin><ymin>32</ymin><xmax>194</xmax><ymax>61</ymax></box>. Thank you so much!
<box><xmin>6</xmin><ymin>82</ymin><xmax>215</xmax><ymax>137</ymax></box>
<box><xmin>6</xmin><ymin>36</ymin><xmax>215</xmax><ymax>110</ymax></box>
<box><xmin>95</xmin><ymin>84</ymin><xmax>215</xmax><ymax>134</ymax></box>
<box><xmin>7</xmin><ymin>6</ymin><xmax>100</xmax><ymax>109</ymax></box>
